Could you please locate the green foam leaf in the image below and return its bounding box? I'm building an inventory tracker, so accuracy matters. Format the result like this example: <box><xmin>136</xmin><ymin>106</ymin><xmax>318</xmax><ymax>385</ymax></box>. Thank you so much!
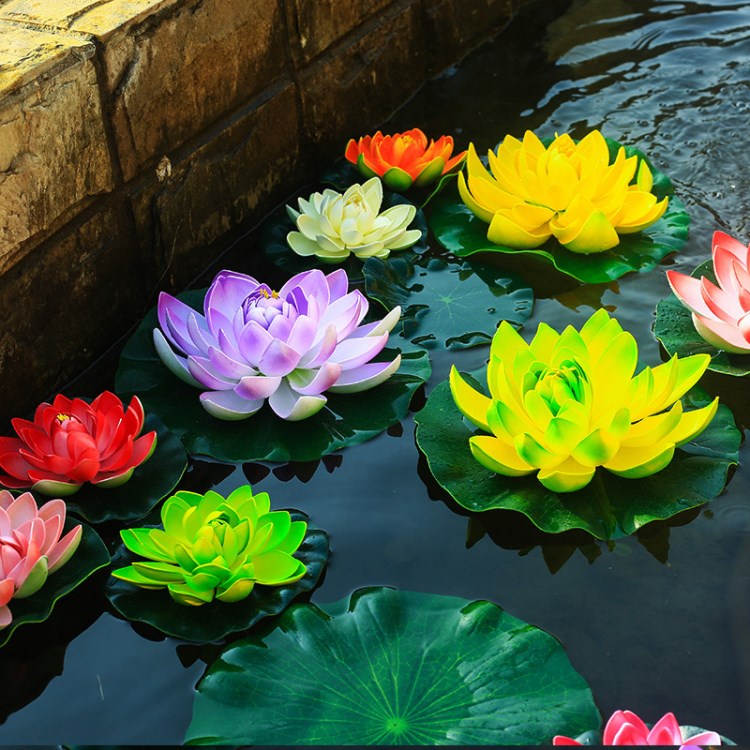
<box><xmin>106</xmin><ymin>511</ymin><xmax>329</xmax><ymax>643</ymax></box>
<box><xmin>429</xmin><ymin>139</ymin><xmax>690</xmax><ymax>284</ymax></box>
<box><xmin>114</xmin><ymin>289</ymin><xmax>430</xmax><ymax>463</ymax></box>
<box><xmin>415</xmin><ymin>373</ymin><xmax>740</xmax><ymax>540</ymax></box>
<box><xmin>0</xmin><ymin>520</ymin><xmax>110</xmax><ymax>648</ymax></box>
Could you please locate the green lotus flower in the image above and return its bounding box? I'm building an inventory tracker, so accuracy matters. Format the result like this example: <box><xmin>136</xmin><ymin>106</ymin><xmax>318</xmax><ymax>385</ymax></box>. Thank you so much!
<box><xmin>449</xmin><ymin>309</ymin><xmax>718</xmax><ymax>493</ymax></box>
<box><xmin>111</xmin><ymin>487</ymin><xmax>307</xmax><ymax>606</ymax></box>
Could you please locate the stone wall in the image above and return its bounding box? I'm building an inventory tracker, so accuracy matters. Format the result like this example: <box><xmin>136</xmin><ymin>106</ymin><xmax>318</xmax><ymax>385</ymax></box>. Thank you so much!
<box><xmin>0</xmin><ymin>0</ymin><xmax>522</xmax><ymax>421</ymax></box>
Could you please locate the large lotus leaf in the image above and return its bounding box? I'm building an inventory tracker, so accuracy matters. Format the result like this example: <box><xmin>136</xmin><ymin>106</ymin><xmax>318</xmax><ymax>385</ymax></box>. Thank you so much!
<box><xmin>414</xmin><ymin>373</ymin><xmax>740</xmax><ymax>540</ymax></box>
<box><xmin>106</xmin><ymin>511</ymin><xmax>328</xmax><ymax>643</ymax></box>
<box><xmin>0</xmin><ymin>520</ymin><xmax>109</xmax><ymax>648</ymax></box>
<box><xmin>114</xmin><ymin>289</ymin><xmax>430</xmax><ymax>463</ymax></box>
<box><xmin>261</xmin><ymin>192</ymin><xmax>430</xmax><ymax>283</ymax></box>
<box><xmin>185</xmin><ymin>586</ymin><xmax>600</xmax><ymax>746</ymax></box>
<box><xmin>64</xmin><ymin>413</ymin><xmax>187</xmax><ymax>524</ymax></box>
<box><xmin>363</xmin><ymin>255</ymin><xmax>534</xmax><ymax>349</ymax></box>
<box><xmin>429</xmin><ymin>139</ymin><xmax>690</xmax><ymax>284</ymax></box>
<box><xmin>654</xmin><ymin>260</ymin><xmax>750</xmax><ymax>376</ymax></box>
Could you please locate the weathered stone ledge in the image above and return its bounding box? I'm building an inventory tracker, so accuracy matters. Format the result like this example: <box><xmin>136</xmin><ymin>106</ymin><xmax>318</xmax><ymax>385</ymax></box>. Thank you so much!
<box><xmin>0</xmin><ymin>0</ymin><xmax>524</xmax><ymax>423</ymax></box>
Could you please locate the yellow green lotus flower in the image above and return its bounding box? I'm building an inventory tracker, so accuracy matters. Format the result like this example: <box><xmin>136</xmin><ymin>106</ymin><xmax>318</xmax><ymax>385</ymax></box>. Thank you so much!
<box><xmin>111</xmin><ymin>487</ymin><xmax>307</xmax><ymax>606</ymax></box>
<box><xmin>449</xmin><ymin>309</ymin><xmax>717</xmax><ymax>493</ymax></box>
<box><xmin>458</xmin><ymin>130</ymin><xmax>669</xmax><ymax>254</ymax></box>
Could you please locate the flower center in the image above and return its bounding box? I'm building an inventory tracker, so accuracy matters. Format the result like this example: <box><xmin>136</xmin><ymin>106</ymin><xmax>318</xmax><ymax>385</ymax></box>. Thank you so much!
<box><xmin>549</xmin><ymin>132</ymin><xmax>576</xmax><ymax>158</ymax></box>
<box><xmin>207</xmin><ymin>512</ymin><xmax>230</xmax><ymax>528</ymax></box>
<box><xmin>56</xmin><ymin>413</ymin><xmax>71</xmax><ymax>423</ymax></box>
<box><xmin>346</xmin><ymin>193</ymin><xmax>366</xmax><ymax>211</ymax></box>
<box><xmin>532</xmin><ymin>360</ymin><xmax>587</xmax><ymax>414</ymax></box>
<box><xmin>241</xmin><ymin>285</ymin><xmax>297</xmax><ymax>327</ymax></box>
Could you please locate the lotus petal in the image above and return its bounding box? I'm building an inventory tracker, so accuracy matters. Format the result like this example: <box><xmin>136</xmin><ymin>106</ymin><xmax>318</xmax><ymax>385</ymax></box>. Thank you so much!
<box><xmin>268</xmin><ymin>381</ymin><xmax>327</xmax><ymax>421</ymax></box>
<box><xmin>327</xmin><ymin>356</ymin><xmax>400</xmax><ymax>394</ymax></box>
<box><xmin>200</xmin><ymin>390</ymin><xmax>264</xmax><ymax>420</ymax></box>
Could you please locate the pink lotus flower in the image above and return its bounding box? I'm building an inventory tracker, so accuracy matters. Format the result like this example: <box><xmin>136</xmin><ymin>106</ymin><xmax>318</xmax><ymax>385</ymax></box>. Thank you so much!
<box><xmin>0</xmin><ymin>392</ymin><xmax>157</xmax><ymax>496</ymax></box>
<box><xmin>0</xmin><ymin>491</ymin><xmax>82</xmax><ymax>629</ymax></box>
<box><xmin>553</xmin><ymin>710</ymin><xmax>721</xmax><ymax>746</ymax></box>
<box><xmin>667</xmin><ymin>231</ymin><xmax>750</xmax><ymax>353</ymax></box>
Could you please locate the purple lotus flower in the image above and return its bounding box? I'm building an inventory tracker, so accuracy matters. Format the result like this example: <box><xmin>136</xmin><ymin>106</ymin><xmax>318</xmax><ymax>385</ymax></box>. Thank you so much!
<box><xmin>153</xmin><ymin>268</ymin><xmax>401</xmax><ymax>421</ymax></box>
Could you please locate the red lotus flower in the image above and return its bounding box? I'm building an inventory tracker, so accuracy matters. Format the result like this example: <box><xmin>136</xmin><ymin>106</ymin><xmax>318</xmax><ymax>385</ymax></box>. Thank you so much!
<box><xmin>0</xmin><ymin>392</ymin><xmax>157</xmax><ymax>496</ymax></box>
<box><xmin>345</xmin><ymin>128</ymin><xmax>466</xmax><ymax>192</ymax></box>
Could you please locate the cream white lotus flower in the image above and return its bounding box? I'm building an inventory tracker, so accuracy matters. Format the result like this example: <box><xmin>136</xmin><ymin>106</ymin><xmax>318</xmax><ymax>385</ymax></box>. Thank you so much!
<box><xmin>286</xmin><ymin>177</ymin><xmax>422</xmax><ymax>262</ymax></box>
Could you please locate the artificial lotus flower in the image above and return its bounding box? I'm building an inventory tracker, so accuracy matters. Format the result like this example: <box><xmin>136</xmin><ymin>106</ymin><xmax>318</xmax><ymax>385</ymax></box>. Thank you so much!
<box><xmin>286</xmin><ymin>177</ymin><xmax>422</xmax><ymax>262</ymax></box>
<box><xmin>0</xmin><ymin>392</ymin><xmax>157</xmax><ymax>497</ymax></box>
<box><xmin>449</xmin><ymin>308</ymin><xmax>717</xmax><ymax>493</ymax></box>
<box><xmin>154</xmin><ymin>267</ymin><xmax>401</xmax><ymax>421</ymax></box>
<box><xmin>0</xmin><ymin>491</ymin><xmax>82</xmax><ymax>629</ymax></box>
<box><xmin>667</xmin><ymin>230</ymin><xmax>750</xmax><ymax>354</ymax></box>
<box><xmin>345</xmin><ymin>128</ymin><xmax>467</xmax><ymax>192</ymax></box>
<box><xmin>111</xmin><ymin>487</ymin><xmax>307</xmax><ymax>606</ymax></box>
<box><xmin>553</xmin><ymin>709</ymin><xmax>722</xmax><ymax>746</ymax></box>
<box><xmin>458</xmin><ymin>129</ymin><xmax>669</xmax><ymax>254</ymax></box>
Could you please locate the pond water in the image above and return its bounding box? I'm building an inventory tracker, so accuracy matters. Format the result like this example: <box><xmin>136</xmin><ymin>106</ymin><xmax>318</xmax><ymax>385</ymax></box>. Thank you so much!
<box><xmin>3</xmin><ymin>0</ymin><xmax>750</xmax><ymax>743</ymax></box>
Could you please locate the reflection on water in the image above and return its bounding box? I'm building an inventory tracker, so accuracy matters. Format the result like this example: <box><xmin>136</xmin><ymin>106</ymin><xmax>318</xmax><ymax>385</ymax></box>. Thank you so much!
<box><xmin>4</xmin><ymin>0</ymin><xmax>750</xmax><ymax>742</ymax></box>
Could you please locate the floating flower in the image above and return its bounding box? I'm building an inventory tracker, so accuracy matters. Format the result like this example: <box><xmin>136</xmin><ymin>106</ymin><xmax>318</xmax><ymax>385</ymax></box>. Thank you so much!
<box><xmin>458</xmin><ymin>130</ymin><xmax>669</xmax><ymax>254</ymax></box>
<box><xmin>286</xmin><ymin>177</ymin><xmax>422</xmax><ymax>262</ymax></box>
<box><xmin>667</xmin><ymin>230</ymin><xmax>750</xmax><ymax>354</ymax></box>
<box><xmin>449</xmin><ymin>309</ymin><xmax>717</xmax><ymax>493</ymax></box>
<box><xmin>345</xmin><ymin>128</ymin><xmax>466</xmax><ymax>192</ymax></box>
<box><xmin>0</xmin><ymin>491</ymin><xmax>82</xmax><ymax>629</ymax></box>
<box><xmin>553</xmin><ymin>709</ymin><xmax>722</xmax><ymax>746</ymax></box>
<box><xmin>0</xmin><ymin>392</ymin><xmax>157</xmax><ymax>497</ymax></box>
<box><xmin>111</xmin><ymin>487</ymin><xmax>307</xmax><ymax>606</ymax></box>
<box><xmin>154</xmin><ymin>268</ymin><xmax>402</xmax><ymax>421</ymax></box>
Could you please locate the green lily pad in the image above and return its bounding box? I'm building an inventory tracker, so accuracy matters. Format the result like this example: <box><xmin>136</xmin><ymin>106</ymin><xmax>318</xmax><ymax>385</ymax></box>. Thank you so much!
<box><xmin>261</xmin><ymin>191</ymin><xmax>430</xmax><ymax>283</ymax></box>
<box><xmin>654</xmin><ymin>260</ymin><xmax>750</xmax><ymax>376</ymax></box>
<box><xmin>0</xmin><ymin>520</ymin><xmax>110</xmax><ymax>648</ymax></box>
<box><xmin>414</xmin><ymin>373</ymin><xmax>740</xmax><ymax>540</ymax></box>
<box><xmin>63</xmin><ymin>414</ymin><xmax>187</xmax><ymax>524</ymax></box>
<box><xmin>106</xmin><ymin>510</ymin><xmax>328</xmax><ymax>643</ymax></box>
<box><xmin>429</xmin><ymin>140</ymin><xmax>690</xmax><ymax>284</ymax></box>
<box><xmin>185</xmin><ymin>586</ymin><xmax>600</xmax><ymax>745</ymax></box>
<box><xmin>363</xmin><ymin>254</ymin><xmax>534</xmax><ymax>349</ymax></box>
<box><xmin>114</xmin><ymin>289</ymin><xmax>430</xmax><ymax>463</ymax></box>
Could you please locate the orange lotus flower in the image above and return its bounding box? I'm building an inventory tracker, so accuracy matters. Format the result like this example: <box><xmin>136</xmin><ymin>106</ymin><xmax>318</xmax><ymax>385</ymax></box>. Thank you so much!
<box><xmin>345</xmin><ymin>128</ymin><xmax>466</xmax><ymax>192</ymax></box>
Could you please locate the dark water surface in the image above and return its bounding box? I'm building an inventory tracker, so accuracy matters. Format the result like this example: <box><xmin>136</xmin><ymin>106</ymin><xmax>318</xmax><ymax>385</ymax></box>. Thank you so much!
<box><xmin>3</xmin><ymin>0</ymin><xmax>750</xmax><ymax>743</ymax></box>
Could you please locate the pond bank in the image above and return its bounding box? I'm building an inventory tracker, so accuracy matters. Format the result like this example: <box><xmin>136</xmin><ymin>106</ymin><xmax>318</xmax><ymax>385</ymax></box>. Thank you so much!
<box><xmin>0</xmin><ymin>0</ymin><xmax>533</xmax><ymax>423</ymax></box>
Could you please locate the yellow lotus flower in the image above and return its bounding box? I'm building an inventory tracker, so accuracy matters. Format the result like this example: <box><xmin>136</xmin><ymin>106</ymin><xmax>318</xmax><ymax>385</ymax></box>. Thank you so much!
<box><xmin>449</xmin><ymin>309</ymin><xmax>717</xmax><ymax>493</ymax></box>
<box><xmin>458</xmin><ymin>130</ymin><xmax>669</xmax><ymax>254</ymax></box>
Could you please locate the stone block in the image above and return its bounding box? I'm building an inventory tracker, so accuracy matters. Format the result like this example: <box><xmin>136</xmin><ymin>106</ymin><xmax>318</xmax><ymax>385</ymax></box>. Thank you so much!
<box><xmin>421</xmin><ymin>0</ymin><xmax>515</xmax><ymax>72</ymax></box>
<box><xmin>0</xmin><ymin>21</ymin><xmax>114</xmax><ymax>267</ymax></box>
<box><xmin>95</xmin><ymin>0</ymin><xmax>288</xmax><ymax>181</ymax></box>
<box><xmin>0</xmin><ymin>200</ymin><xmax>146</xmax><ymax>425</ymax></box>
<box><xmin>298</xmin><ymin>2</ymin><xmax>428</xmax><ymax>163</ymax></box>
<box><xmin>130</xmin><ymin>83</ymin><xmax>302</xmax><ymax>292</ymax></box>
<box><xmin>285</xmin><ymin>0</ymin><xmax>395</xmax><ymax>66</ymax></box>
<box><xmin>0</xmin><ymin>0</ymin><xmax>178</xmax><ymax>36</ymax></box>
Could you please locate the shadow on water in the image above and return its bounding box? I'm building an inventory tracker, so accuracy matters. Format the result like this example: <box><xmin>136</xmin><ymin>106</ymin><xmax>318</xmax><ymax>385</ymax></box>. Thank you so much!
<box><xmin>417</xmin><ymin>446</ymin><xmax>705</xmax><ymax>572</ymax></box>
